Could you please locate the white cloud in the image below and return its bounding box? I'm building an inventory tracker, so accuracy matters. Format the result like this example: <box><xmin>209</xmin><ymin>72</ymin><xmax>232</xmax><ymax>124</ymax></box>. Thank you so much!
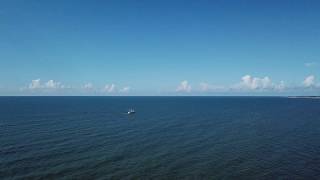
<box><xmin>28</xmin><ymin>79</ymin><xmax>63</xmax><ymax>90</ymax></box>
<box><xmin>199</xmin><ymin>76</ymin><xmax>285</xmax><ymax>93</ymax></box>
<box><xmin>45</xmin><ymin>80</ymin><xmax>62</xmax><ymax>89</ymax></box>
<box><xmin>83</xmin><ymin>83</ymin><xmax>93</xmax><ymax>89</ymax></box>
<box><xmin>120</xmin><ymin>86</ymin><xmax>131</xmax><ymax>93</ymax></box>
<box><xmin>102</xmin><ymin>84</ymin><xmax>131</xmax><ymax>93</ymax></box>
<box><xmin>229</xmin><ymin>75</ymin><xmax>287</xmax><ymax>92</ymax></box>
<box><xmin>238</xmin><ymin>75</ymin><xmax>274</xmax><ymax>90</ymax></box>
<box><xmin>29</xmin><ymin>79</ymin><xmax>41</xmax><ymax>89</ymax></box>
<box><xmin>103</xmin><ymin>84</ymin><xmax>116</xmax><ymax>93</ymax></box>
<box><xmin>305</xmin><ymin>62</ymin><xmax>317</xmax><ymax>67</ymax></box>
<box><xmin>303</xmin><ymin>75</ymin><xmax>315</xmax><ymax>87</ymax></box>
<box><xmin>176</xmin><ymin>80</ymin><xmax>191</xmax><ymax>92</ymax></box>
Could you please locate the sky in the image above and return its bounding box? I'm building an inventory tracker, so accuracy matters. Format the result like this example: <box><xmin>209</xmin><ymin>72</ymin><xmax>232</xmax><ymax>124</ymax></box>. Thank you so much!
<box><xmin>0</xmin><ymin>0</ymin><xmax>320</xmax><ymax>96</ymax></box>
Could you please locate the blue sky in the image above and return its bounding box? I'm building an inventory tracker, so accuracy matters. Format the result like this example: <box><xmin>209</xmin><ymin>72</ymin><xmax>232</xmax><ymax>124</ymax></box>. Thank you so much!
<box><xmin>0</xmin><ymin>0</ymin><xmax>319</xmax><ymax>95</ymax></box>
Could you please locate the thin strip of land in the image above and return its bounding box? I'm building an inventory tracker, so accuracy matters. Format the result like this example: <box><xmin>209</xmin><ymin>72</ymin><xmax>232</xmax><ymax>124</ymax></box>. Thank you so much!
<box><xmin>288</xmin><ymin>96</ymin><xmax>320</xmax><ymax>99</ymax></box>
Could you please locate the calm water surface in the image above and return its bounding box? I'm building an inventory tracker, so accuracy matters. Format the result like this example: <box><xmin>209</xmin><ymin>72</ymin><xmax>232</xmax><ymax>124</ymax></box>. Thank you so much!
<box><xmin>1</xmin><ymin>97</ymin><xmax>320</xmax><ymax>179</ymax></box>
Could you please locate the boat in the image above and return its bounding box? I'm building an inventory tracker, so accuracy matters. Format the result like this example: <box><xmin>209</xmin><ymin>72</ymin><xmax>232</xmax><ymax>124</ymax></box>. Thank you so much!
<box><xmin>127</xmin><ymin>108</ymin><xmax>135</xmax><ymax>114</ymax></box>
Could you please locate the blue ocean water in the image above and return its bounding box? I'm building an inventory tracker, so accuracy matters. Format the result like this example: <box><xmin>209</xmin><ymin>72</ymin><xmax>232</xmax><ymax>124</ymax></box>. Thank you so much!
<box><xmin>1</xmin><ymin>97</ymin><xmax>320</xmax><ymax>179</ymax></box>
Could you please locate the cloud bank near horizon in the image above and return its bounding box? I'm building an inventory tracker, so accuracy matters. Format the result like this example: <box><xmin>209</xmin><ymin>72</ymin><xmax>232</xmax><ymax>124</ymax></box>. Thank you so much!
<box><xmin>21</xmin><ymin>79</ymin><xmax>131</xmax><ymax>95</ymax></box>
<box><xmin>16</xmin><ymin>74</ymin><xmax>320</xmax><ymax>95</ymax></box>
<box><xmin>175</xmin><ymin>74</ymin><xmax>319</xmax><ymax>94</ymax></box>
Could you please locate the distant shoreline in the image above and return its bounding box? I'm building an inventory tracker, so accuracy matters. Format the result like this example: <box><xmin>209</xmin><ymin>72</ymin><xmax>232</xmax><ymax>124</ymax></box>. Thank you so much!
<box><xmin>288</xmin><ymin>96</ymin><xmax>320</xmax><ymax>99</ymax></box>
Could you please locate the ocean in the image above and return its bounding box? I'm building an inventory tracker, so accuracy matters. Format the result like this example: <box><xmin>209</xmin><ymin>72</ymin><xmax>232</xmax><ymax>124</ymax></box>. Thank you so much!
<box><xmin>1</xmin><ymin>97</ymin><xmax>320</xmax><ymax>179</ymax></box>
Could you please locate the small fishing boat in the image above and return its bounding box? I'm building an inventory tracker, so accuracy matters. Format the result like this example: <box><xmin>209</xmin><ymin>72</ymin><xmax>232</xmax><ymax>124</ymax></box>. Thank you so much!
<box><xmin>127</xmin><ymin>109</ymin><xmax>135</xmax><ymax>114</ymax></box>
